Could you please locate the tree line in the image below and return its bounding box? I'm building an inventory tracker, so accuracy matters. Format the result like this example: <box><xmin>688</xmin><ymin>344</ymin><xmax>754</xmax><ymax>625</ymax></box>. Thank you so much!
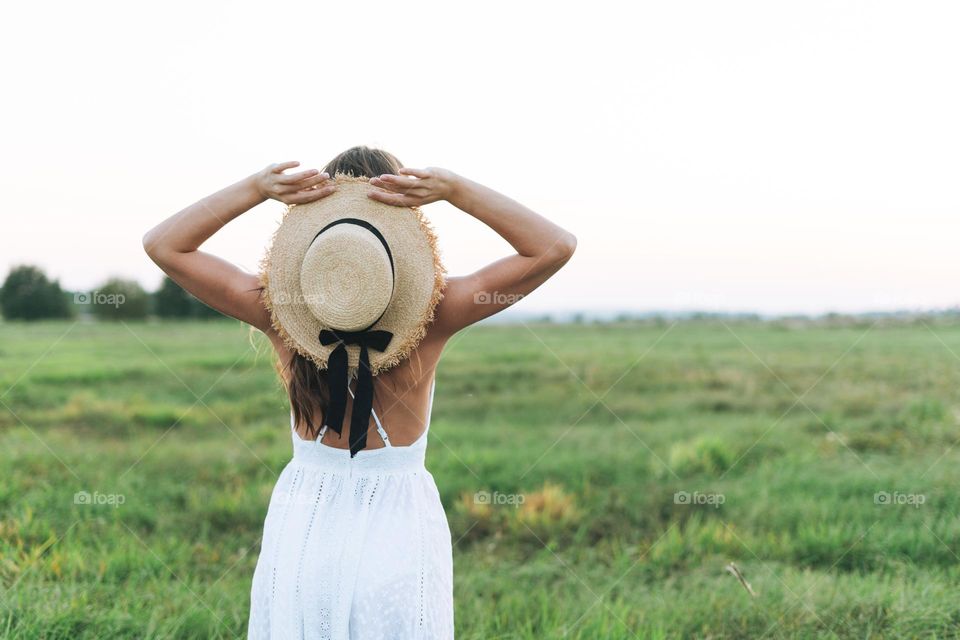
<box><xmin>0</xmin><ymin>265</ymin><xmax>225</xmax><ymax>321</ymax></box>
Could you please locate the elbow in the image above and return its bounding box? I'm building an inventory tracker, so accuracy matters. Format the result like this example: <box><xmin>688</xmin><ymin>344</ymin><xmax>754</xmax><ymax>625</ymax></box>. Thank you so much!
<box><xmin>562</xmin><ymin>231</ymin><xmax>578</xmax><ymax>257</ymax></box>
<box><xmin>142</xmin><ymin>228</ymin><xmax>168</xmax><ymax>263</ymax></box>
<box><xmin>142</xmin><ymin>230</ymin><xmax>159</xmax><ymax>259</ymax></box>
<box><xmin>547</xmin><ymin>231</ymin><xmax>577</xmax><ymax>264</ymax></box>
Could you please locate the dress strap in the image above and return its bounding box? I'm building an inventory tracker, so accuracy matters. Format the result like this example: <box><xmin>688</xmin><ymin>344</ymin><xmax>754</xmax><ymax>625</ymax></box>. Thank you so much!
<box><xmin>425</xmin><ymin>377</ymin><xmax>436</xmax><ymax>432</ymax></box>
<box><xmin>296</xmin><ymin>377</ymin><xmax>436</xmax><ymax>446</ymax></box>
<box><xmin>291</xmin><ymin>408</ymin><xmax>330</xmax><ymax>442</ymax></box>
<box><xmin>347</xmin><ymin>385</ymin><xmax>391</xmax><ymax>447</ymax></box>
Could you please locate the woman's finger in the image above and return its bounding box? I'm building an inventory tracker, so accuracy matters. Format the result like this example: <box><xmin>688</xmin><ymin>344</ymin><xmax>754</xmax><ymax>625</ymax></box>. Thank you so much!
<box><xmin>276</xmin><ymin>169</ymin><xmax>323</xmax><ymax>185</ymax></box>
<box><xmin>286</xmin><ymin>184</ymin><xmax>337</xmax><ymax>204</ymax></box>
<box><xmin>371</xmin><ymin>175</ymin><xmax>419</xmax><ymax>192</ymax></box>
<box><xmin>397</xmin><ymin>167</ymin><xmax>431</xmax><ymax>179</ymax></box>
<box><xmin>375</xmin><ymin>174</ymin><xmax>419</xmax><ymax>187</ymax></box>
<box><xmin>276</xmin><ymin>172</ymin><xmax>329</xmax><ymax>192</ymax></box>
<box><xmin>272</xmin><ymin>161</ymin><xmax>300</xmax><ymax>173</ymax></box>
<box><xmin>367</xmin><ymin>188</ymin><xmax>413</xmax><ymax>207</ymax></box>
<box><xmin>368</xmin><ymin>177</ymin><xmax>411</xmax><ymax>194</ymax></box>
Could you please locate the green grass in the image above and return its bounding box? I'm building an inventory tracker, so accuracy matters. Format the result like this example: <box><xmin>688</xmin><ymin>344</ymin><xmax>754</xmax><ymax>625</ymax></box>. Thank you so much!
<box><xmin>3</xmin><ymin>317</ymin><xmax>960</xmax><ymax>638</ymax></box>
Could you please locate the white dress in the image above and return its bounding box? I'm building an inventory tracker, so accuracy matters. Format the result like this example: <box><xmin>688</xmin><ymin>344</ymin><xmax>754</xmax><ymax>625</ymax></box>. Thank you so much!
<box><xmin>247</xmin><ymin>379</ymin><xmax>454</xmax><ymax>639</ymax></box>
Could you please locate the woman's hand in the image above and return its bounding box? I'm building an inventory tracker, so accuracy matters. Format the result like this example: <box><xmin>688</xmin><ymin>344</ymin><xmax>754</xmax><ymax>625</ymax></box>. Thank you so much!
<box><xmin>254</xmin><ymin>161</ymin><xmax>337</xmax><ymax>205</ymax></box>
<box><xmin>367</xmin><ymin>167</ymin><xmax>458</xmax><ymax>207</ymax></box>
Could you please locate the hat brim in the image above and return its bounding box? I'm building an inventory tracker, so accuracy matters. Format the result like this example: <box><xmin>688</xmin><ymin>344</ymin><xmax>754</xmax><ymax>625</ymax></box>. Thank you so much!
<box><xmin>258</xmin><ymin>174</ymin><xmax>446</xmax><ymax>374</ymax></box>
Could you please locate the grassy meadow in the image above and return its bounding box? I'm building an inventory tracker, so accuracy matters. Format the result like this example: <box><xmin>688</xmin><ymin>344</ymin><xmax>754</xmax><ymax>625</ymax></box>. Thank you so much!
<box><xmin>2</xmin><ymin>317</ymin><xmax>960</xmax><ymax>638</ymax></box>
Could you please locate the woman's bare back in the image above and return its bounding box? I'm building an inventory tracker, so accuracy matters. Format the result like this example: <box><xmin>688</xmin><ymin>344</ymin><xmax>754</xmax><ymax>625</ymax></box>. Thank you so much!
<box><xmin>271</xmin><ymin>323</ymin><xmax>447</xmax><ymax>449</ymax></box>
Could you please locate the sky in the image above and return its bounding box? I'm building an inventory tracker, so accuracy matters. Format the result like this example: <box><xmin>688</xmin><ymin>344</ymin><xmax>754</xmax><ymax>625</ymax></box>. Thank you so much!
<box><xmin>2</xmin><ymin>0</ymin><xmax>959</xmax><ymax>316</ymax></box>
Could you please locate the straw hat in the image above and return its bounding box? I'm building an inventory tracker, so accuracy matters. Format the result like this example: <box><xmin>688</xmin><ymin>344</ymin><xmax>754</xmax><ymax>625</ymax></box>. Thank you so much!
<box><xmin>258</xmin><ymin>173</ymin><xmax>446</xmax><ymax>455</ymax></box>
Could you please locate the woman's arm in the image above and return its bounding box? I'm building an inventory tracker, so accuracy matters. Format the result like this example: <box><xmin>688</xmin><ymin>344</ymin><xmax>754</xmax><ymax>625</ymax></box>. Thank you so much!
<box><xmin>142</xmin><ymin>162</ymin><xmax>335</xmax><ymax>332</ymax></box>
<box><xmin>368</xmin><ymin>168</ymin><xmax>577</xmax><ymax>336</ymax></box>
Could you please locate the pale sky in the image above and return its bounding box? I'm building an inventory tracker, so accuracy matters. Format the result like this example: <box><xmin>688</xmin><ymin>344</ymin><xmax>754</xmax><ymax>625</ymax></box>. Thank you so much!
<box><xmin>3</xmin><ymin>1</ymin><xmax>959</xmax><ymax>315</ymax></box>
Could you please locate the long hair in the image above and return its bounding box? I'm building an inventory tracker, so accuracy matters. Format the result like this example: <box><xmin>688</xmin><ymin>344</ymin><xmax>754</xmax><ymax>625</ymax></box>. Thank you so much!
<box><xmin>279</xmin><ymin>146</ymin><xmax>404</xmax><ymax>439</ymax></box>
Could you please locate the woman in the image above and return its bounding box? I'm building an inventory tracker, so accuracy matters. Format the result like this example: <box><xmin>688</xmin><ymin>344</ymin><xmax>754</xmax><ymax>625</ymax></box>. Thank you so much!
<box><xmin>142</xmin><ymin>146</ymin><xmax>577</xmax><ymax>638</ymax></box>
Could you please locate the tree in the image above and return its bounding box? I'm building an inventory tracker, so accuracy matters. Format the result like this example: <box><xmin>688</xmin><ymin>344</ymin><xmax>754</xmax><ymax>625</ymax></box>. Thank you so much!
<box><xmin>0</xmin><ymin>265</ymin><xmax>71</xmax><ymax>320</ymax></box>
<box><xmin>192</xmin><ymin>298</ymin><xmax>225</xmax><ymax>319</ymax></box>
<box><xmin>153</xmin><ymin>276</ymin><xmax>195</xmax><ymax>318</ymax></box>
<box><xmin>152</xmin><ymin>276</ymin><xmax>225</xmax><ymax>320</ymax></box>
<box><xmin>90</xmin><ymin>278</ymin><xmax>150</xmax><ymax>321</ymax></box>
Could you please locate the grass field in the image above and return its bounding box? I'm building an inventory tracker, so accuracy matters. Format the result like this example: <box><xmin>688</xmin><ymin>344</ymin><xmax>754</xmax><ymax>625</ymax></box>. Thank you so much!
<box><xmin>2</xmin><ymin>317</ymin><xmax>960</xmax><ymax>639</ymax></box>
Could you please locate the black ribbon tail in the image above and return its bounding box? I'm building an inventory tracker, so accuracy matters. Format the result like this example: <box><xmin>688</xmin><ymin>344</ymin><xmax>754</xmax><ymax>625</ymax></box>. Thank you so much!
<box><xmin>349</xmin><ymin>344</ymin><xmax>374</xmax><ymax>458</ymax></box>
<box><xmin>325</xmin><ymin>343</ymin><xmax>348</xmax><ymax>437</ymax></box>
<box><xmin>318</xmin><ymin>327</ymin><xmax>393</xmax><ymax>456</ymax></box>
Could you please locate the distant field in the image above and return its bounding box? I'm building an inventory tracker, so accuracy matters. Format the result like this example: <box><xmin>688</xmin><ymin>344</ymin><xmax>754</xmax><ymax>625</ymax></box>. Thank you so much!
<box><xmin>2</xmin><ymin>318</ymin><xmax>960</xmax><ymax>639</ymax></box>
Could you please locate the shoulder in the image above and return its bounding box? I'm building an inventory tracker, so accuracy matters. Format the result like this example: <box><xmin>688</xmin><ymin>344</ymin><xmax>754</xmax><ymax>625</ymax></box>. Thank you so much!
<box><xmin>429</xmin><ymin>275</ymin><xmax>478</xmax><ymax>338</ymax></box>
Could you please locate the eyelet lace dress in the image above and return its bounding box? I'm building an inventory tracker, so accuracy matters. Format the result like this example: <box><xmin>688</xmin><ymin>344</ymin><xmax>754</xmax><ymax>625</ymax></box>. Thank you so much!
<box><xmin>247</xmin><ymin>379</ymin><xmax>454</xmax><ymax>639</ymax></box>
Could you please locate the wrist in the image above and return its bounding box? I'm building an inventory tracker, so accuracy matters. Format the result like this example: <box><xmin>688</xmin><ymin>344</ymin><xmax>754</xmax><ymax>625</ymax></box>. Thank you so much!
<box><xmin>442</xmin><ymin>171</ymin><xmax>469</xmax><ymax>205</ymax></box>
<box><xmin>242</xmin><ymin>172</ymin><xmax>269</xmax><ymax>204</ymax></box>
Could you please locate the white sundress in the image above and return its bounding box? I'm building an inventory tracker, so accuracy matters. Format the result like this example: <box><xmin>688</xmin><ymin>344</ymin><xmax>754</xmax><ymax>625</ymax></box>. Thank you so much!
<box><xmin>247</xmin><ymin>379</ymin><xmax>454</xmax><ymax>639</ymax></box>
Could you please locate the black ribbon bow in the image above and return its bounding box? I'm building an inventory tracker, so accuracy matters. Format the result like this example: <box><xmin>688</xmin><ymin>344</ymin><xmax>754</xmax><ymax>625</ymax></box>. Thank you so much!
<box><xmin>320</xmin><ymin>328</ymin><xmax>393</xmax><ymax>457</ymax></box>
